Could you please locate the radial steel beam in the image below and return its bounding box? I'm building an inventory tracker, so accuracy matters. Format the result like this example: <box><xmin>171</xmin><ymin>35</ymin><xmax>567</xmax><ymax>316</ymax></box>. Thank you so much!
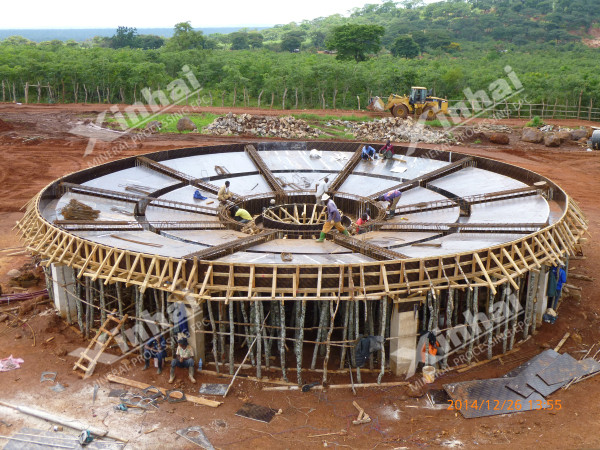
<box><xmin>244</xmin><ymin>144</ymin><xmax>286</xmax><ymax>200</ymax></box>
<box><xmin>54</xmin><ymin>220</ymin><xmax>225</xmax><ymax>232</ymax></box>
<box><xmin>331</xmin><ymin>233</ymin><xmax>408</xmax><ymax>261</ymax></box>
<box><xmin>378</xmin><ymin>222</ymin><xmax>547</xmax><ymax>234</ymax></box>
<box><xmin>328</xmin><ymin>145</ymin><xmax>363</xmax><ymax>193</ymax></box>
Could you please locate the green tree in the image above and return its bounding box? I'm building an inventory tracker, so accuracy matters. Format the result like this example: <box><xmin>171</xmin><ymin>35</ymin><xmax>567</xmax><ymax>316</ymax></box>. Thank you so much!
<box><xmin>230</xmin><ymin>32</ymin><xmax>249</xmax><ymax>50</ymax></box>
<box><xmin>247</xmin><ymin>32</ymin><xmax>264</xmax><ymax>49</ymax></box>
<box><xmin>167</xmin><ymin>22</ymin><xmax>209</xmax><ymax>50</ymax></box>
<box><xmin>281</xmin><ymin>30</ymin><xmax>306</xmax><ymax>52</ymax></box>
<box><xmin>325</xmin><ymin>24</ymin><xmax>385</xmax><ymax>62</ymax></box>
<box><xmin>135</xmin><ymin>35</ymin><xmax>164</xmax><ymax>50</ymax></box>
<box><xmin>110</xmin><ymin>26</ymin><xmax>137</xmax><ymax>49</ymax></box>
<box><xmin>391</xmin><ymin>35</ymin><xmax>420</xmax><ymax>58</ymax></box>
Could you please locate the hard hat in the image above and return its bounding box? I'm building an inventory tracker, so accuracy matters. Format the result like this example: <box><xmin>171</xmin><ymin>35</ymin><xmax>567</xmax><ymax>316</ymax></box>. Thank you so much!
<box><xmin>321</xmin><ymin>193</ymin><xmax>330</xmax><ymax>201</ymax></box>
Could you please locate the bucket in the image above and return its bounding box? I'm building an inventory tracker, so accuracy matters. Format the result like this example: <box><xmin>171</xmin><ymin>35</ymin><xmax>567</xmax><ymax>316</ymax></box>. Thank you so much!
<box><xmin>423</xmin><ymin>365</ymin><xmax>436</xmax><ymax>384</ymax></box>
<box><xmin>341</xmin><ymin>215</ymin><xmax>352</xmax><ymax>227</ymax></box>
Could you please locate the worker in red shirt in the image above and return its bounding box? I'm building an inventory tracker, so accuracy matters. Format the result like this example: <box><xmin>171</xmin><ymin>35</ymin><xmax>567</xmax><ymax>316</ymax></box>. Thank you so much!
<box><xmin>355</xmin><ymin>213</ymin><xmax>369</xmax><ymax>234</ymax></box>
<box><xmin>379</xmin><ymin>139</ymin><xmax>394</xmax><ymax>159</ymax></box>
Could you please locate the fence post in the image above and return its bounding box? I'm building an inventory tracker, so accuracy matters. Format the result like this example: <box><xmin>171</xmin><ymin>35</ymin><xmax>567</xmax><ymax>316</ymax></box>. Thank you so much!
<box><xmin>565</xmin><ymin>98</ymin><xmax>568</xmax><ymax>119</ymax></box>
<box><xmin>357</xmin><ymin>95</ymin><xmax>360</xmax><ymax>110</ymax></box>
<box><xmin>552</xmin><ymin>99</ymin><xmax>558</xmax><ymax>119</ymax></box>
<box><xmin>577</xmin><ymin>90</ymin><xmax>583</xmax><ymax>119</ymax></box>
<box><xmin>589</xmin><ymin>98</ymin><xmax>593</xmax><ymax>121</ymax></box>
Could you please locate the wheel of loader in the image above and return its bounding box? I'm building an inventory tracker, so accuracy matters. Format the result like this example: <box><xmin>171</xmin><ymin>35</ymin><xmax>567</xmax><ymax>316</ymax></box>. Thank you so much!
<box><xmin>421</xmin><ymin>106</ymin><xmax>437</xmax><ymax>121</ymax></box>
<box><xmin>391</xmin><ymin>104</ymin><xmax>409</xmax><ymax>119</ymax></box>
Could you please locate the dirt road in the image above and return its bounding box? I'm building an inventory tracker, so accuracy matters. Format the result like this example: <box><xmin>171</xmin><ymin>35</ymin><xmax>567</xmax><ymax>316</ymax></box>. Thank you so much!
<box><xmin>0</xmin><ymin>104</ymin><xmax>599</xmax><ymax>449</ymax></box>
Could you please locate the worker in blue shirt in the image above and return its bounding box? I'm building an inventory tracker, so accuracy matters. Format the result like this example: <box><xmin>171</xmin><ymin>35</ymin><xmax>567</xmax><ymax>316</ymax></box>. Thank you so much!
<box><xmin>316</xmin><ymin>194</ymin><xmax>350</xmax><ymax>242</ymax></box>
<box><xmin>142</xmin><ymin>334</ymin><xmax>167</xmax><ymax>374</ymax></box>
<box><xmin>361</xmin><ymin>145</ymin><xmax>376</xmax><ymax>161</ymax></box>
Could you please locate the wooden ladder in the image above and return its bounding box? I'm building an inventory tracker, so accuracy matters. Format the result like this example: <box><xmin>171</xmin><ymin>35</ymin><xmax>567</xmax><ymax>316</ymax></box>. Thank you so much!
<box><xmin>73</xmin><ymin>311</ymin><xmax>128</xmax><ymax>377</ymax></box>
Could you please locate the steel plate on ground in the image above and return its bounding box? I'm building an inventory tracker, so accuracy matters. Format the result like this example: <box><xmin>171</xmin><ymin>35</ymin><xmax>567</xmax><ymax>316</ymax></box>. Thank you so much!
<box><xmin>235</xmin><ymin>403</ymin><xmax>278</xmax><ymax>423</ymax></box>
<box><xmin>444</xmin><ymin>378</ymin><xmax>549</xmax><ymax>419</ymax></box>
<box><xmin>3</xmin><ymin>427</ymin><xmax>123</xmax><ymax>449</ymax></box>
<box><xmin>198</xmin><ymin>383</ymin><xmax>228</xmax><ymax>396</ymax></box>
<box><xmin>538</xmin><ymin>353</ymin><xmax>599</xmax><ymax>385</ymax></box>
<box><xmin>526</xmin><ymin>374</ymin><xmax>567</xmax><ymax>397</ymax></box>
<box><xmin>505</xmin><ymin>350</ymin><xmax>559</xmax><ymax>397</ymax></box>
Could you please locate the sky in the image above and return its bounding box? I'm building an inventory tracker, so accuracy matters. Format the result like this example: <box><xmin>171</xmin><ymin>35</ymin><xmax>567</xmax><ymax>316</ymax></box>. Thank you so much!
<box><xmin>0</xmin><ymin>0</ymin><xmax>399</xmax><ymax>29</ymax></box>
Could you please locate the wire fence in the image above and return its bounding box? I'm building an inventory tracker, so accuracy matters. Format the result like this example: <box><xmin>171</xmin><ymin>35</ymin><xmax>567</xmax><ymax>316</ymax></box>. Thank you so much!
<box><xmin>2</xmin><ymin>78</ymin><xmax>600</xmax><ymax>122</ymax></box>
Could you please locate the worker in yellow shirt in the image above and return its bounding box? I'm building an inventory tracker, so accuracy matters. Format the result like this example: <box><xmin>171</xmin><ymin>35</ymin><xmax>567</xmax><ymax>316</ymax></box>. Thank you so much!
<box><xmin>231</xmin><ymin>206</ymin><xmax>253</xmax><ymax>224</ymax></box>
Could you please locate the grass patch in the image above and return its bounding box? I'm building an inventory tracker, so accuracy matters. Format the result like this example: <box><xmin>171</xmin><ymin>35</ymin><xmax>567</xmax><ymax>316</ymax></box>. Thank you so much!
<box><xmin>425</xmin><ymin>119</ymin><xmax>445</xmax><ymax>127</ymax></box>
<box><xmin>106</xmin><ymin>112</ymin><xmax>221</xmax><ymax>133</ymax></box>
<box><xmin>525</xmin><ymin>116</ymin><xmax>545</xmax><ymax>127</ymax></box>
<box><xmin>293</xmin><ymin>113</ymin><xmax>375</xmax><ymax>123</ymax></box>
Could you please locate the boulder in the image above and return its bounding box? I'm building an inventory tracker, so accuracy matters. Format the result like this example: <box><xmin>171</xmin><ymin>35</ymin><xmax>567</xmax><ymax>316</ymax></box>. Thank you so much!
<box><xmin>544</xmin><ymin>133</ymin><xmax>561</xmax><ymax>147</ymax></box>
<box><xmin>521</xmin><ymin>128</ymin><xmax>543</xmax><ymax>143</ymax></box>
<box><xmin>145</xmin><ymin>120</ymin><xmax>162</xmax><ymax>133</ymax></box>
<box><xmin>488</xmin><ymin>132</ymin><xmax>510</xmax><ymax>145</ymax></box>
<box><xmin>7</xmin><ymin>269</ymin><xmax>21</xmax><ymax>278</ymax></box>
<box><xmin>176</xmin><ymin>117</ymin><xmax>197</xmax><ymax>132</ymax></box>
<box><xmin>570</xmin><ymin>129</ymin><xmax>588</xmax><ymax>141</ymax></box>
<box><xmin>555</xmin><ymin>130</ymin><xmax>571</xmax><ymax>143</ymax></box>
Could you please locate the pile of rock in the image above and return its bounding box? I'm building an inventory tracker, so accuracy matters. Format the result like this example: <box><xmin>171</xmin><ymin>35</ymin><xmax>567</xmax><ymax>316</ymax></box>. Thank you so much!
<box><xmin>522</xmin><ymin>126</ymin><xmax>590</xmax><ymax>147</ymax></box>
<box><xmin>204</xmin><ymin>113</ymin><xmax>323</xmax><ymax>139</ymax></box>
<box><xmin>341</xmin><ymin>117</ymin><xmax>458</xmax><ymax>144</ymax></box>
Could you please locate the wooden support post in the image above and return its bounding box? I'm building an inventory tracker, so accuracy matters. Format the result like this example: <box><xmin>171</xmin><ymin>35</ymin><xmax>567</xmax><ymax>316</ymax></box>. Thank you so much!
<box><xmin>99</xmin><ymin>281</ymin><xmax>106</xmax><ymax>324</ymax></box>
<box><xmin>85</xmin><ymin>277</ymin><xmax>92</xmax><ymax>339</ymax></box>
<box><xmin>339</xmin><ymin>301</ymin><xmax>350</xmax><ymax>369</ymax></box>
<box><xmin>467</xmin><ymin>287</ymin><xmax>478</xmax><ymax>365</ymax></box>
<box><xmin>296</xmin><ymin>300</ymin><xmax>306</xmax><ymax>386</ymax></box>
<box><xmin>377</xmin><ymin>297</ymin><xmax>387</xmax><ymax>384</ymax></box>
<box><xmin>207</xmin><ymin>300</ymin><xmax>220</xmax><ymax>374</ymax></box>
<box><xmin>229</xmin><ymin>301</ymin><xmax>235</xmax><ymax>375</ymax></box>
<box><xmin>240</xmin><ymin>301</ymin><xmax>256</xmax><ymax>366</ymax></box>
<box><xmin>509</xmin><ymin>277</ymin><xmax>521</xmax><ymax>350</ymax></box>
<box><xmin>323</xmin><ymin>298</ymin><xmax>340</xmax><ymax>384</ymax></box>
<box><xmin>501</xmin><ymin>285</ymin><xmax>509</xmax><ymax>354</ymax></box>
<box><xmin>355</xmin><ymin>299</ymin><xmax>361</xmax><ymax>384</ymax></box>
<box><xmin>487</xmin><ymin>287</ymin><xmax>494</xmax><ymax>359</ymax></box>
<box><xmin>255</xmin><ymin>299</ymin><xmax>262</xmax><ymax>379</ymax></box>
<box><xmin>523</xmin><ymin>271</ymin><xmax>537</xmax><ymax>338</ymax></box>
<box><xmin>443</xmin><ymin>289</ymin><xmax>454</xmax><ymax>368</ymax></box>
<box><xmin>279</xmin><ymin>298</ymin><xmax>288</xmax><ymax>382</ymax></box>
<box><xmin>311</xmin><ymin>301</ymin><xmax>328</xmax><ymax>369</ymax></box>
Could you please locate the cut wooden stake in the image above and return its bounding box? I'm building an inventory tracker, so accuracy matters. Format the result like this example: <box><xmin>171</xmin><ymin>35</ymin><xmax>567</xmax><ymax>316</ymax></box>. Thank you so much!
<box><xmin>554</xmin><ymin>332</ymin><xmax>570</xmax><ymax>352</ymax></box>
<box><xmin>106</xmin><ymin>375</ymin><xmax>221</xmax><ymax>407</ymax></box>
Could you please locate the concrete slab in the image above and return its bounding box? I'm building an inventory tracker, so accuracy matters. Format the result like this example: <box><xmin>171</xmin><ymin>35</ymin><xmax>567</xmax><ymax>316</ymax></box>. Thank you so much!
<box><xmin>338</xmin><ymin>174</ymin><xmax>402</xmax><ymax>197</ymax></box>
<box><xmin>159</xmin><ymin>152</ymin><xmax>257</xmax><ymax>178</ymax></box>
<box><xmin>74</xmin><ymin>230</ymin><xmax>204</xmax><ymax>258</ymax></box>
<box><xmin>469</xmin><ymin>196</ymin><xmax>549</xmax><ymax>224</ymax></box>
<box><xmin>51</xmin><ymin>192</ymin><xmax>135</xmax><ymax>222</ymax></box>
<box><xmin>259</xmin><ymin>149</ymin><xmax>349</xmax><ymax>172</ymax></box>
<box><xmin>429</xmin><ymin>166</ymin><xmax>527</xmax><ymax>197</ymax></box>
<box><xmin>144</xmin><ymin>205</ymin><xmax>216</xmax><ymax>223</ymax></box>
<box><xmin>400</xmin><ymin>233</ymin><xmax>525</xmax><ymax>258</ymax></box>
<box><xmin>354</xmin><ymin>154</ymin><xmax>449</xmax><ymax>180</ymax></box>
<box><xmin>357</xmin><ymin>231</ymin><xmax>440</xmax><ymax>248</ymax></box>
<box><xmin>162</xmin><ymin>229</ymin><xmax>248</xmax><ymax>246</ymax></box>
<box><xmin>82</xmin><ymin>165</ymin><xmax>178</xmax><ymax>194</ymax></box>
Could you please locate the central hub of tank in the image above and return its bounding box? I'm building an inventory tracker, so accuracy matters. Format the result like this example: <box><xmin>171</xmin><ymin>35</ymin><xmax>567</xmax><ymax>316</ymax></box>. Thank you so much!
<box><xmin>262</xmin><ymin>203</ymin><xmax>330</xmax><ymax>232</ymax></box>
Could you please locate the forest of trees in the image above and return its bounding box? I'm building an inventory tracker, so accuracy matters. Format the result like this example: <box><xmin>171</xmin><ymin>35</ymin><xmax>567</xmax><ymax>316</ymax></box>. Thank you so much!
<box><xmin>0</xmin><ymin>0</ymin><xmax>598</xmax><ymax>110</ymax></box>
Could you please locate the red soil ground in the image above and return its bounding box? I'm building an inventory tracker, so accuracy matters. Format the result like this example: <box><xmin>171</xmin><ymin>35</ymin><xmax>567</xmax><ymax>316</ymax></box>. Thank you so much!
<box><xmin>0</xmin><ymin>103</ymin><xmax>599</xmax><ymax>449</ymax></box>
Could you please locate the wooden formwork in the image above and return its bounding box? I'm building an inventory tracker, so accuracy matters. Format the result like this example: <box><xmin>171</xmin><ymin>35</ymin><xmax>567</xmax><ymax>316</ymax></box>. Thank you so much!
<box><xmin>16</xmin><ymin>191</ymin><xmax>587</xmax><ymax>304</ymax></box>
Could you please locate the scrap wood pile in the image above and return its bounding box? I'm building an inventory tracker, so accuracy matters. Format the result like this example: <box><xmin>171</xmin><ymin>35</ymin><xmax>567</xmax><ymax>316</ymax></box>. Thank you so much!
<box><xmin>336</xmin><ymin>117</ymin><xmax>459</xmax><ymax>144</ymax></box>
<box><xmin>444</xmin><ymin>347</ymin><xmax>600</xmax><ymax>419</ymax></box>
<box><xmin>60</xmin><ymin>199</ymin><xmax>100</xmax><ymax>220</ymax></box>
<box><xmin>205</xmin><ymin>112</ymin><xmax>323</xmax><ymax>138</ymax></box>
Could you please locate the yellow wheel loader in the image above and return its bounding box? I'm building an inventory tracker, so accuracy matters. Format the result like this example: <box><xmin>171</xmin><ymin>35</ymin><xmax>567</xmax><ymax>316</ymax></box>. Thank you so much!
<box><xmin>384</xmin><ymin>86</ymin><xmax>448</xmax><ymax>120</ymax></box>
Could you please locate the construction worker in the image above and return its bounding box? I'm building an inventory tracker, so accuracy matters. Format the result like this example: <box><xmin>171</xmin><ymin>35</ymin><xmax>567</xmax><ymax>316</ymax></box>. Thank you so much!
<box><xmin>361</xmin><ymin>145</ymin><xmax>377</xmax><ymax>161</ymax></box>
<box><xmin>218</xmin><ymin>181</ymin><xmax>233</xmax><ymax>203</ymax></box>
<box><xmin>379</xmin><ymin>139</ymin><xmax>394</xmax><ymax>159</ymax></box>
<box><xmin>419</xmin><ymin>331</ymin><xmax>441</xmax><ymax>369</ymax></box>
<box><xmin>142</xmin><ymin>334</ymin><xmax>167</xmax><ymax>374</ymax></box>
<box><xmin>169</xmin><ymin>338</ymin><xmax>196</xmax><ymax>384</ymax></box>
<box><xmin>315</xmin><ymin>177</ymin><xmax>330</xmax><ymax>205</ymax></box>
<box><xmin>231</xmin><ymin>205</ymin><xmax>253</xmax><ymax>224</ymax></box>
<box><xmin>355</xmin><ymin>213</ymin><xmax>370</xmax><ymax>234</ymax></box>
<box><xmin>316</xmin><ymin>194</ymin><xmax>350</xmax><ymax>242</ymax></box>
<box><xmin>379</xmin><ymin>189</ymin><xmax>402</xmax><ymax>217</ymax></box>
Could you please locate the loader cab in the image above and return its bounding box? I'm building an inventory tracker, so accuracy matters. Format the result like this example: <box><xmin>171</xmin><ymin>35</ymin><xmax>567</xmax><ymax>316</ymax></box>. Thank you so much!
<box><xmin>409</xmin><ymin>87</ymin><xmax>428</xmax><ymax>105</ymax></box>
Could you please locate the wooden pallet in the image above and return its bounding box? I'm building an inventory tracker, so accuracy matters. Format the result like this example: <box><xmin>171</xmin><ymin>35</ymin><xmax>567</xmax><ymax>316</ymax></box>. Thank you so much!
<box><xmin>73</xmin><ymin>311</ymin><xmax>128</xmax><ymax>377</ymax></box>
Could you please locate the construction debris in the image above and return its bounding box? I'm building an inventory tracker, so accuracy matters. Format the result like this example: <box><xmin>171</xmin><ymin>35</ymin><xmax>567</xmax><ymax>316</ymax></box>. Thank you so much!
<box><xmin>60</xmin><ymin>199</ymin><xmax>100</xmax><ymax>221</ymax></box>
<box><xmin>333</xmin><ymin>117</ymin><xmax>458</xmax><ymax>144</ymax></box>
<box><xmin>205</xmin><ymin>113</ymin><xmax>323</xmax><ymax>139</ymax></box>
<box><xmin>352</xmin><ymin>401</ymin><xmax>371</xmax><ymax>425</ymax></box>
